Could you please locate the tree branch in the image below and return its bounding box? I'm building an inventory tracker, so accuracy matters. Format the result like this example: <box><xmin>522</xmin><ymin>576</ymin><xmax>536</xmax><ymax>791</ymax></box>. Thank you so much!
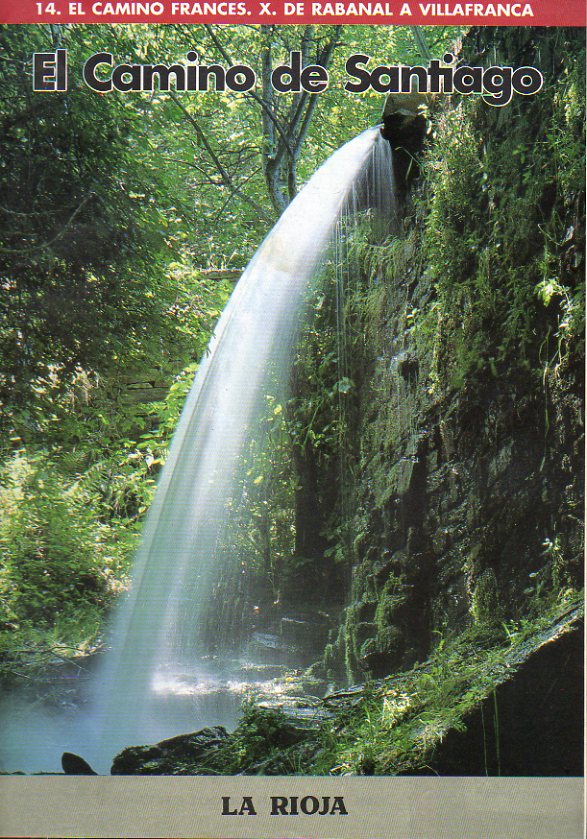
<box><xmin>167</xmin><ymin>90</ymin><xmax>271</xmax><ymax>222</ymax></box>
<box><xmin>0</xmin><ymin>191</ymin><xmax>95</xmax><ymax>254</ymax></box>
<box><xmin>410</xmin><ymin>26</ymin><xmax>432</xmax><ymax>61</ymax></box>
<box><xmin>204</xmin><ymin>24</ymin><xmax>294</xmax><ymax>158</ymax></box>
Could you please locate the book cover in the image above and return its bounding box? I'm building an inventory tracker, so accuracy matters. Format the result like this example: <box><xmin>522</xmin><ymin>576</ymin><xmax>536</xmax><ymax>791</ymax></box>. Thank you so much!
<box><xmin>0</xmin><ymin>5</ymin><xmax>584</xmax><ymax>837</ymax></box>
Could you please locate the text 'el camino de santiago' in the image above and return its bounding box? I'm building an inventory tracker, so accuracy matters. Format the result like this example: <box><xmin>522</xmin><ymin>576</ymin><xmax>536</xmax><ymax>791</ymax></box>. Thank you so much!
<box><xmin>33</xmin><ymin>48</ymin><xmax>543</xmax><ymax>107</ymax></box>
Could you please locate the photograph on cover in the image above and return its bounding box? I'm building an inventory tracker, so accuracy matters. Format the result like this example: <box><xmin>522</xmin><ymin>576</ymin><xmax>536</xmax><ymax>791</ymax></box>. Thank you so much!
<box><xmin>0</xmin><ymin>21</ymin><xmax>583</xmax><ymax>780</ymax></box>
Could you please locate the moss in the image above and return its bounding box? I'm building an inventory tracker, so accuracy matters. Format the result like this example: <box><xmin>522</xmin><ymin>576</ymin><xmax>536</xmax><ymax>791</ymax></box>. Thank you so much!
<box><xmin>343</xmin><ymin>604</ymin><xmax>360</xmax><ymax>683</ymax></box>
<box><xmin>311</xmin><ymin>591</ymin><xmax>583</xmax><ymax>776</ymax></box>
<box><xmin>374</xmin><ymin>576</ymin><xmax>406</xmax><ymax>637</ymax></box>
<box><xmin>543</xmin><ymin>535</ymin><xmax>574</xmax><ymax>591</ymax></box>
<box><xmin>470</xmin><ymin>568</ymin><xmax>503</xmax><ymax>627</ymax></box>
<box><xmin>323</xmin><ymin>642</ymin><xmax>341</xmax><ymax>680</ymax></box>
<box><xmin>311</xmin><ymin>27</ymin><xmax>583</xmax><ymax>748</ymax></box>
<box><xmin>415</xmin><ymin>30</ymin><xmax>585</xmax><ymax>388</ymax></box>
<box><xmin>360</xmin><ymin>637</ymin><xmax>378</xmax><ymax>659</ymax></box>
<box><xmin>376</xmin><ymin>625</ymin><xmax>403</xmax><ymax>658</ymax></box>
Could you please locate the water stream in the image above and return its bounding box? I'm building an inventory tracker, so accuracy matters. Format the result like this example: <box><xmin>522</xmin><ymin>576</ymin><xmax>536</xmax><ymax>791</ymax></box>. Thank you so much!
<box><xmin>0</xmin><ymin>128</ymin><xmax>394</xmax><ymax>774</ymax></box>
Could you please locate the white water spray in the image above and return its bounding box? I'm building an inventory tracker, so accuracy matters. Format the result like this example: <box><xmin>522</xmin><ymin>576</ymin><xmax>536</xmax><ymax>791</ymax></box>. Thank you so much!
<box><xmin>0</xmin><ymin>129</ymin><xmax>394</xmax><ymax>774</ymax></box>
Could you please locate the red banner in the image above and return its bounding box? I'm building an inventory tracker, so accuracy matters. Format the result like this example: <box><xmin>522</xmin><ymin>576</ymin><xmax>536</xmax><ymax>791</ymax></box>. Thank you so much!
<box><xmin>0</xmin><ymin>0</ymin><xmax>584</xmax><ymax>25</ymax></box>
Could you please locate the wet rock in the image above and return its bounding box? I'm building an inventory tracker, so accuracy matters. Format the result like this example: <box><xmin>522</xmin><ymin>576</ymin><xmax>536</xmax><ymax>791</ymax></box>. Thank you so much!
<box><xmin>247</xmin><ymin>631</ymin><xmax>292</xmax><ymax>664</ymax></box>
<box><xmin>422</xmin><ymin>622</ymin><xmax>584</xmax><ymax>776</ymax></box>
<box><xmin>61</xmin><ymin>752</ymin><xmax>98</xmax><ymax>775</ymax></box>
<box><xmin>110</xmin><ymin>725</ymin><xmax>229</xmax><ymax>775</ymax></box>
<box><xmin>373</xmin><ymin>551</ymin><xmax>406</xmax><ymax>582</ymax></box>
<box><xmin>280</xmin><ymin>615</ymin><xmax>330</xmax><ymax>649</ymax></box>
<box><xmin>235</xmin><ymin>662</ymin><xmax>289</xmax><ymax>680</ymax></box>
<box><xmin>397</xmin><ymin>351</ymin><xmax>419</xmax><ymax>381</ymax></box>
<box><xmin>360</xmin><ymin>649</ymin><xmax>401</xmax><ymax>678</ymax></box>
<box><xmin>356</xmin><ymin>621</ymin><xmax>377</xmax><ymax>646</ymax></box>
<box><xmin>356</xmin><ymin>599</ymin><xmax>378</xmax><ymax>622</ymax></box>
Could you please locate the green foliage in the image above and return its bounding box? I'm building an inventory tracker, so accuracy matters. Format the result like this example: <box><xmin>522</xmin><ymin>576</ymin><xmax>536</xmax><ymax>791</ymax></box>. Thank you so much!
<box><xmin>374</xmin><ymin>576</ymin><xmax>405</xmax><ymax>635</ymax></box>
<box><xmin>0</xmin><ymin>22</ymin><xmax>465</xmax><ymax>672</ymax></box>
<box><xmin>312</xmin><ymin>591</ymin><xmax>582</xmax><ymax>775</ymax></box>
<box><xmin>235</xmin><ymin>397</ymin><xmax>297</xmax><ymax>585</ymax></box>
<box><xmin>183</xmin><ymin>700</ymin><xmax>310</xmax><ymax>775</ymax></box>
<box><xmin>0</xmin><ymin>451</ymin><xmax>125</xmax><ymax>670</ymax></box>
<box><xmin>230</xmin><ymin>702</ymin><xmax>300</xmax><ymax>770</ymax></box>
<box><xmin>0</xmin><ymin>26</ymin><xmax>169</xmax><ymax>412</ymax></box>
<box><xmin>541</xmin><ymin>535</ymin><xmax>573</xmax><ymax>593</ymax></box>
<box><xmin>0</xmin><ymin>258</ymin><xmax>230</xmax><ymax>672</ymax></box>
<box><xmin>409</xmin><ymin>29</ymin><xmax>586</xmax><ymax>390</ymax></box>
<box><xmin>0</xmin><ymin>453</ymin><xmax>108</xmax><ymax>620</ymax></box>
<box><xmin>470</xmin><ymin>569</ymin><xmax>503</xmax><ymax>627</ymax></box>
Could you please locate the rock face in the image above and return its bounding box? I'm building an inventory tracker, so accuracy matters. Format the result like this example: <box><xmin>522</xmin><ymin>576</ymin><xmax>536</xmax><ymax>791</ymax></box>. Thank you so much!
<box><xmin>108</xmin><ymin>710</ymin><xmax>315</xmax><ymax>775</ymax></box>
<box><xmin>331</xmin><ymin>354</ymin><xmax>582</xmax><ymax>681</ymax></box>
<box><xmin>319</xmin><ymin>26</ymin><xmax>584</xmax><ymax>687</ymax></box>
<box><xmin>61</xmin><ymin>752</ymin><xmax>98</xmax><ymax>775</ymax></box>
<box><xmin>426</xmin><ymin>618</ymin><xmax>584</xmax><ymax>776</ymax></box>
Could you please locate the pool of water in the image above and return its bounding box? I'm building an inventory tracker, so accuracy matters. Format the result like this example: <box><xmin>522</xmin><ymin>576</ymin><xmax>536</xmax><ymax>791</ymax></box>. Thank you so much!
<box><xmin>0</xmin><ymin>655</ymin><xmax>284</xmax><ymax>775</ymax></box>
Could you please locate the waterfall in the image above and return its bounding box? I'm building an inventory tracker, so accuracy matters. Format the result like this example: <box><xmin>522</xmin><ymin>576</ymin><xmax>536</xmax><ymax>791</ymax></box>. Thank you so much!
<box><xmin>0</xmin><ymin>128</ymin><xmax>394</xmax><ymax>775</ymax></box>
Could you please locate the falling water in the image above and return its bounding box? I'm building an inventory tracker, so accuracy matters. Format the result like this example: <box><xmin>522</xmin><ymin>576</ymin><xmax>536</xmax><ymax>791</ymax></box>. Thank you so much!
<box><xmin>0</xmin><ymin>128</ymin><xmax>394</xmax><ymax>774</ymax></box>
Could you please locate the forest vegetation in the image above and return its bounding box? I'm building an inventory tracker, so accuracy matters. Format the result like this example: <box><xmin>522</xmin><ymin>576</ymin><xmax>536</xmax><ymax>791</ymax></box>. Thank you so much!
<box><xmin>0</xmin><ymin>21</ymin><xmax>456</xmax><ymax>676</ymax></box>
<box><xmin>0</xmin><ymin>23</ymin><xmax>584</xmax><ymax>775</ymax></box>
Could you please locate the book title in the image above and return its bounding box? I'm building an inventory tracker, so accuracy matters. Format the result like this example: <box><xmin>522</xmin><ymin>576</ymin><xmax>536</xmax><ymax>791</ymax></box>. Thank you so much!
<box><xmin>33</xmin><ymin>48</ymin><xmax>544</xmax><ymax>107</ymax></box>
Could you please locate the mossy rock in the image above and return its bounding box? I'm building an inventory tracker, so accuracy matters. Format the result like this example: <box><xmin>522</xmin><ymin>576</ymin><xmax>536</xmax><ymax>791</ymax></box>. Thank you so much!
<box><xmin>110</xmin><ymin>726</ymin><xmax>229</xmax><ymax>775</ymax></box>
<box><xmin>470</xmin><ymin>568</ymin><xmax>503</xmax><ymax>626</ymax></box>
